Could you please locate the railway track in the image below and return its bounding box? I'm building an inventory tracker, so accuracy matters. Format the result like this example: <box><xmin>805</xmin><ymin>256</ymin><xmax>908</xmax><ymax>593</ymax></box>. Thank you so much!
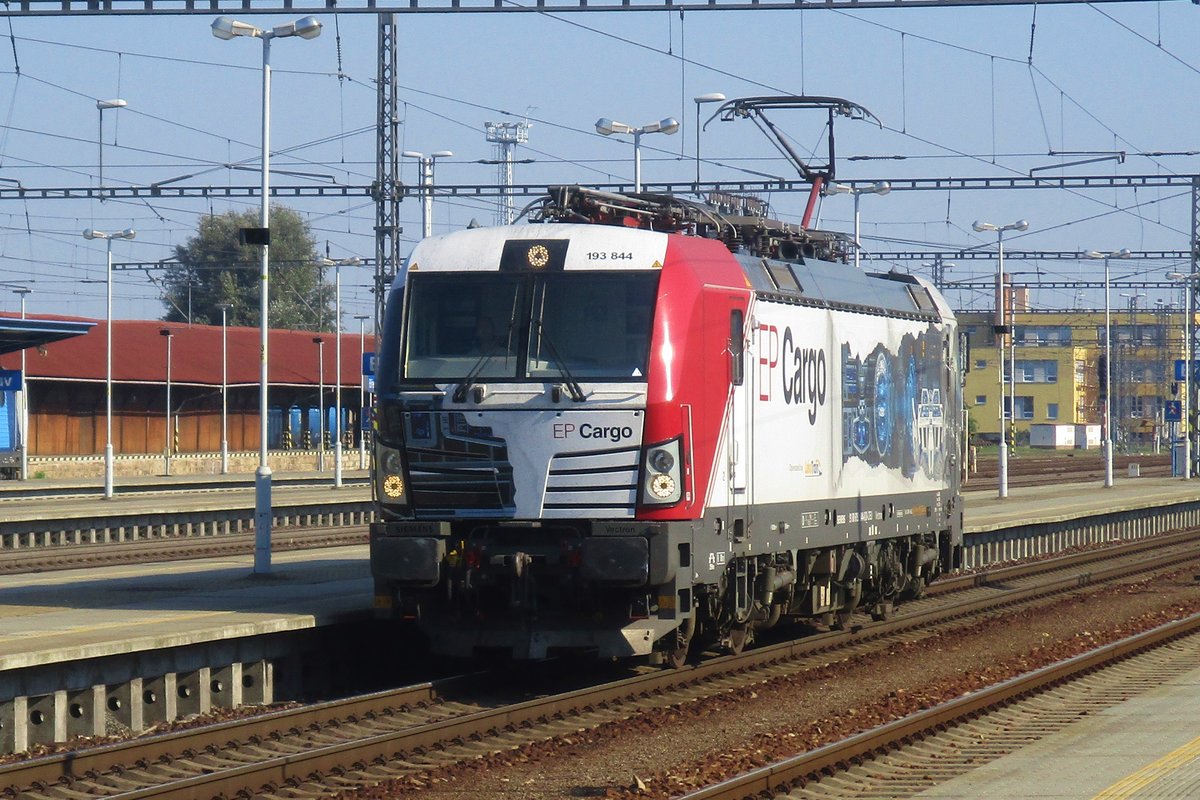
<box><xmin>969</xmin><ymin>453</ymin><xmax>1171</xmax><ymax>485</ymax></box>
<box><xmin>0</xmin><ymin>474</ymin><xmax>370</xmax><ymax>502</ymax></box>
<box><xmin>4</xmin><ymin>528</ymin><xmax>1198</xmax><ymax>800</ymax></box>
<box><xmin>0</xmin><ymin>524</ymin><xmax>368</xmax><ymax>573</ymax></box>
<box><xmin>680</xmin><ymin>611</ymin><xmax>1200</xmax><ymax>800</ymax></box>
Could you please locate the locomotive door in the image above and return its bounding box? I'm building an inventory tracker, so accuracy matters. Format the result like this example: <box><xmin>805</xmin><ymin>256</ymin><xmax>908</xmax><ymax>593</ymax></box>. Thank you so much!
<box><xmin>707</xmin><ymin>290</ymin><xmax>752</xmax><ymax>523</ymax></box>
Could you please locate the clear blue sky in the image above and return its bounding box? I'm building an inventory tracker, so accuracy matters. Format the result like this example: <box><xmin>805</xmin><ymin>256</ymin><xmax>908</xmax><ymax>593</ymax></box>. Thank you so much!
<box><xmin>0</xmin><ymin>1</ymin><xmax>1196</xmax><ymax>324</ymax></box>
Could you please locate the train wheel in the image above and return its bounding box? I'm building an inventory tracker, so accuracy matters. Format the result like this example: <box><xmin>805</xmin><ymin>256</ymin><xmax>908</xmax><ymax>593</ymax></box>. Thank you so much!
<box><xmin>665</xmin><ymin>618</ymin><xmax>695</xmax><ymax>669</ymax></box>
<box><xmin>832</xmin><ymin>609</ymin><xmax>854</xmax><ymax>630</ymax></box>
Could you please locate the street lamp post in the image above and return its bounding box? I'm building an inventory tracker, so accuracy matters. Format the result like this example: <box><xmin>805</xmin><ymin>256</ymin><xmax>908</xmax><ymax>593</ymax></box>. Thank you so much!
<box><xmin>973</xmin><ymin>218</ymin><xmax>1030</xmax><ymax>499</ymax></box>
<box><xmin>1085</xmin><ymin>249</ymin><xmax>1132</xmax><ymax>488</ymax></box>
<box><xmin>824</xmin><ymin>182</ymin><xmax>891</xmax><ymax>270</ymax></box>
<box><xmin>321</xmin><ymin>256</ymin><xmax>361</xmax><ymax>487</ymax></box>
<box><xmin>313</xmin><ymin>336</ymin><xmax>325</xmax><ymax>471</ymax></box>
<box><xmin>13</xmin><ymin>288</ymin><xmax>30</xmax><ymax>481</ymax></box>
<box><xmin>212</xmin><ymin>13</ymin><xmax>322</xmax><ymax>575</ymax></box>
<box><xmin>1168</xmin><ymin>271</ymin><xmax>1198</xmax><ymax>479</ymax></box>
<box><xmin>401</xmin><ymin>151</ymin><xmax>453</xmax><ymax>239</ymax></box>
<box><xmin>84</xmin><ymin>227</ymin><xmax>136</xmax><ymax>499</ymax></box>
<box><xmin>693</xmin><ymin>93</ymin><xmax>725</xmax><ymax>187</ymax></box>
<box><xmin>355</xmin><ymin>314</ymin><xmax>370</xmax><ymax>470</ymax></box>
<box><xmin>96</xmin><ymin>98</ymin><xmax>127</xmax><ymax>199</ymax></box>
<box><xmin>218</xmin><ymin>302</ymin><xmax>233</xmax><ymax>474</ymax></box>
<box><xmin>595</xmin><ymin>117</ymin><xmax>680</xmax><ymax>194</ymax></box>
<box><xmin>159</xmin><ymin>328</ymin><xmax>173</xmax><ymax>476</ymax></box>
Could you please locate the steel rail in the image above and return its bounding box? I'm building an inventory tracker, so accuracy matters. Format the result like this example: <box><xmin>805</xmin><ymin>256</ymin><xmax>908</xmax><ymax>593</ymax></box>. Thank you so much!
<box><xmin>5</xmin><ymin>528</ymin><xmax>1198</xmax><ymax>799</ymax></box>
<box><xmin>679</xmin><ymin>611</ymin><xmax>1200</xmax><ymax>800</ymax></box>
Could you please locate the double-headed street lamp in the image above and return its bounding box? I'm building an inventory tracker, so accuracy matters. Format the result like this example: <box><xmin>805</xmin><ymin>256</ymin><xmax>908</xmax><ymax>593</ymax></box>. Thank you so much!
<box><xmin>402</xmin><ymin>151</ymin><xmax>453</xmax><ymax>239</ymax></box>
<box><xmin>1085</xmin><ymin>249</ymin><xmax>1132</xmax><ymax>489</ymax></box>
<box><xmin>693</xmin><ymin>93</ymin><xmax>725</xmax><ymax>187</ymax></box>
<box><xmin>212</xmin><ymin>13</ymin><xmax>322</xmax><ymax>575</ymax></box>
<box><xmin>84</xmin><ymin>227</ymin><xmax>136</xmax><ymax>499</ymax></box>
<box><xmin>824</xmin><ymin>182</ymin><xmax>891</xmax><ymax>270</ymax></box>
<box><xmin>594</xmin><ymin>116</ymin><xmax>680</xmax><ymax>194</ymax></box>
<box><xmin>973</xmin><ymin>218</ymin><xmax>1030</xmax><ymax>500</ymax></box>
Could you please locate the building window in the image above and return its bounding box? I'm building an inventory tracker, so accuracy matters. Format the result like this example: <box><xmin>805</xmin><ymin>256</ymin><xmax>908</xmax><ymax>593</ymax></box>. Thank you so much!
<box><xmin>975</xmin><ymin>395</ymin><xmax>987</xmax><ymax>406</ymax></box>
<box><xmin>975</xmin><ymin>359</ymin><xmax>988</xmax><ymax>370</ymax></box>
<box><xmin>1047</xmin><ymin>403</ymin><xmax>1059</xmax><ymax>420</ymax></box>
<box><xmin>1015</xmin><ymin>396</ymin><xmax>1035</xmax><ymax>420</ymax></box>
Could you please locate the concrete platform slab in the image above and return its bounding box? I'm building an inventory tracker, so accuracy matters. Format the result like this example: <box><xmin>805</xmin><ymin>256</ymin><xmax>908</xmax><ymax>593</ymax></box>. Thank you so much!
<box><xmin>914</xmin><ymin>651</ymin><xmax>1200</xmax><ymax>799</ymax></box>
<box><xmin>0</xmin><ymin>545</ymin><xmax>370</xmax><ymax>671</ymax></box>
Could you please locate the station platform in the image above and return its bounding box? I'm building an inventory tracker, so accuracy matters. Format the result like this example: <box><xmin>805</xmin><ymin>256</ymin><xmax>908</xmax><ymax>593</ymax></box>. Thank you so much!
<box><xmin>914</xmin><ymin>631</ymin><xmax>1200</xmax><ymax>800</ymax></box>
<box><xmin>0</xmin><ymin>544</ymin><xmax>371</xmax><ymax>673</ymax></box>
<box><xmin>963</xmin><ymin>475</ymin><xmax>1200</xmax><ymax>534</ymax></box>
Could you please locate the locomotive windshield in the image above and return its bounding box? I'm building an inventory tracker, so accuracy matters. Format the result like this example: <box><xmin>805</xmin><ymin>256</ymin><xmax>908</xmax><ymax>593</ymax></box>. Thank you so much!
<box><xmin>402</xmin><ymin>271</ymin><xmax>659</xmax><ymax>382</ymax></box>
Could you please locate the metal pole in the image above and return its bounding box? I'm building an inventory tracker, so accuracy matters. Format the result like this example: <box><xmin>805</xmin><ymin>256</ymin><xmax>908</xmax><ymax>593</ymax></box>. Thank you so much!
<box><xmin>254</xmin><ymin>34</ymin><xmax>274</xmax><ymax>574</ymax></box>
<box><xmin>105</xmin><ymin>238</ymin><xmax>115</xmax><ymax>498</ymax></box>
<box><xmin>316</xmin><ymin>339</ymin><xmax>325</xmax><ymax>471</ymax></box>
<box><xmin>164</xmin><ymin>333</ymin><xmax>172</xmax><ymax>476</ymax></box>
<box><xmin>1104</xmin><ymin>258</ymin><xmax>1113</xmax><ymax>487</ymax></box>
<box><xmin>334</xmin><ymin>264</ymin><xmax>343</xmax><ymax>488</ymax></box>
<box><xmin>17</xmin><ymin>291</ymin><xmax>28</xmax><ymax>482</ymax></box>
<box><xmin>996</xmin><ymin>228</ymin><xmax>1008</xmax><ymax>499</ymax></box>
<box><xmin>694</xmin><ymin>102</ymin><xmax>701</xmax><ymax>187</ymax></box>
<box><xmin>221</xmin><ymin>304</ymin><xmax>229</xmax><ymax>474</ymax></box>
<box><xmin>853</xmin><ymin>191</ymin><xmax>861</xmax><ymax>271</ymax></box>
<box><xmin>421</xmin><ymin>157</ymin><xmax>433</xmax><ymax>238</ymax></box>
<box><xmin>633</xmin><ymin>129</ymin><xmax>642</xmax><ymax>194</ymax></box>
<box><xmin>357</xmin><ymin>315</ymin><xmax>368</xmax><ymax>470</ymax></box>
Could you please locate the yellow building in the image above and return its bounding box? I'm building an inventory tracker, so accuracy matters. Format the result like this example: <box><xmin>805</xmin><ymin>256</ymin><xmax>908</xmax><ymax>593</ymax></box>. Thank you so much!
<box><xmin>959</xmin><ymin>308</ymin><xmax>1188</xmax><ymax>444</ymax></box>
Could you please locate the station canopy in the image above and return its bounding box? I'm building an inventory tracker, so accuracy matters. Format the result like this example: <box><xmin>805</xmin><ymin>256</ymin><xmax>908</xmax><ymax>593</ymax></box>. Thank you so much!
<box><xmin>0</xmin><ymin>318</ymin><xmax>96</xmax><ymax>356</ymax></box>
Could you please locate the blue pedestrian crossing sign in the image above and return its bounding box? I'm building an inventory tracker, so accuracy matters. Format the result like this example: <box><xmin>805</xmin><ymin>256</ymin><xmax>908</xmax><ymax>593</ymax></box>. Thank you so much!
<box><xmin>1166</xmin><ymin>400</ymin><xmax>1183</xmax><ymax>422</ymax></box>
<box><xmin>0</xmin><ymin>370</ymin><xmax>22</xmax><ymax>391</ymax></box>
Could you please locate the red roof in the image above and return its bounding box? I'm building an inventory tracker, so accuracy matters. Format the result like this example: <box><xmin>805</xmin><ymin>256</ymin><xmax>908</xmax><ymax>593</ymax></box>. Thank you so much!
<box><xmin>0</xmin><ymin>313</ymin><xmax>377</xmax><ymax>388</ymax></box>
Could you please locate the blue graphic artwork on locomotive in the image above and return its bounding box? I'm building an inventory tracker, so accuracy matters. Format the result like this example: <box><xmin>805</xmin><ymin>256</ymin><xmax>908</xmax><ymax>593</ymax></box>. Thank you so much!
<box><xmin>841</xmin><ymin>327</ymin><xmax>947</xmax><ymax>478</ymax></box>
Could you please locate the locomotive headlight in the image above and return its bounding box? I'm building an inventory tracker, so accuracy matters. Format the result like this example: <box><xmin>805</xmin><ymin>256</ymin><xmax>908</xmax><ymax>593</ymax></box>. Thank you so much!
<box><xmin>382</xmin><ymin>474</ymin><xmax>406</xmax><ymax>499</ymax></box>
<box><xmin>376</xmin><ymin>443</ymin><xmax>409</xmax><ymax>506</ymax></box>
<box><xmin>648</xmin><ymin>473</ymin><xmax>676</xmax><ymax>499</ymax></box>
<box><xmin>641</xmin><ymin>437</ymin><xmax>683</xmax><ymax>506</ymax></box>
<box><xmin>649</xmin><ymin>448</ymin><xmax>675</xmax><ymax>473</ymax></box>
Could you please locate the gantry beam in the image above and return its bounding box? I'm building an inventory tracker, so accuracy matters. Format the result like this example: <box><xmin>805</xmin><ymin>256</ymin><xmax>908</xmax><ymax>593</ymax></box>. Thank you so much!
<box><xmin>5</xmin><ymin>173</ymin><xmax>1198</xmax><ymax>201</ymax></box>
<box><xmin>0</xmin><ymin>0</ymin><xmax>1156</xmax><ymax>17</ymax></box>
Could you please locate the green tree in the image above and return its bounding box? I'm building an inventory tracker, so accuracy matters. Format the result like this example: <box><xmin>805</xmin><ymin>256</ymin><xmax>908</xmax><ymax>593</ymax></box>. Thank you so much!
<box><xmin>164</xmin><ymin>206</ymin><xmax>334</xmax><ymax>330</ymax></box>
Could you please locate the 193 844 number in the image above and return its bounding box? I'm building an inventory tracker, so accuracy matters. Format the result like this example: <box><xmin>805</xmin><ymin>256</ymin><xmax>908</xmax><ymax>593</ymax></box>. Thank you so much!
<box><xmin>586</xmin><ymin>252</ymin><xmax>634</xmax><ymax>261</ymax></box>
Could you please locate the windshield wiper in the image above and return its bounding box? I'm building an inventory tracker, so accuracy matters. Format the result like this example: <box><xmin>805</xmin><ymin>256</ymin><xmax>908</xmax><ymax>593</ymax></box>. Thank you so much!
<box><xmin>535</xmin><ymin>321</ymin><xmax>586</xmax><ymax>402</ymax></box>
<box><xmin>452</xmin><ymin>350</ymin><xmax>496</xmax><ymax>403</ymax></box>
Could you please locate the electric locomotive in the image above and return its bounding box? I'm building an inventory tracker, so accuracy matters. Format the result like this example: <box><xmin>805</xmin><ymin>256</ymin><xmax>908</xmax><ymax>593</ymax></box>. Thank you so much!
<box><xmin>369</xmin><ymin>182</ymin><xmax>964</xmax><ymax>665</ymax></box>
